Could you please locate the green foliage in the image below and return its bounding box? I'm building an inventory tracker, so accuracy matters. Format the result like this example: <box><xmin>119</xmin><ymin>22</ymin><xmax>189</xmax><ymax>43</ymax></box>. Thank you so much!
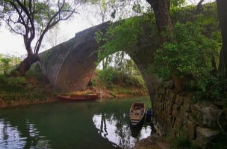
<box><xmin>95</xmin><ymin>14</ymin><xmax>153</xmax><ymax>61</ymax></box>
<box><xmin>0</xmin><ymin>55</ymin><xmax>21</xmax><ymax>73</ymax></box>
<box><xmin>0</xmin><ymin>57</ymin><xmax>11</xmax><ymax>71</ymax></box>
<box><xmin>170</xmin><ymin>0</ymin><xmax>186</xmax><ymax>8</ymax></box>
<box><xmin>92</xmin><ymin>67</ymin><xmax>146</xmax><ymax>89</ymax></box>
<box><xmin>150</xmin><ymin>3</ymin><xmax>225</xmax><ymax>101</ymax></box>
<box><xmin>151</xmin><ymin>21</ymin><xmax>220</xmax><ymax>80</ymax></box>
<box><xmin>0</xmin><ymin>75</ymin><xmax>26</xmax><ymax>91</ymax></box>
<box><xmin>0</xmin><ymin>74</ymin><xmax>48</xmax><ymax>101</ymax></box>
<box><xmin>96</xmin><ymin>67</ymin><xmax>119</xmax><ymax>85</ymax></box>
<box><xmin>95</xmin><ymin>2</ymin><xmax>225</xmax><ymax>101</ymax></box>
<box><xmin>150</xmin><ymin>19</ymin><xmax>222</xmax><ymax>100</ymax></box>
<box><xmin>190</xmin><ymin>77</ymin><xmax>227</xmax><ymax>105</ymax></box>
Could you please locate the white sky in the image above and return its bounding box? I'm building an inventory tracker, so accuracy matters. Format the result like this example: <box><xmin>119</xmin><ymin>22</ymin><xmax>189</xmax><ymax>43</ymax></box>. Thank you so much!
<box><xmin>0</xmin><ymin>0</ymin><xmax>215</xmax><ymax>57</ymax></box>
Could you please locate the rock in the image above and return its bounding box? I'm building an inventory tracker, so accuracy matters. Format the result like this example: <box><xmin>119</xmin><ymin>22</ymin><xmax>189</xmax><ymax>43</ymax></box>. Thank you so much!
<box><xmin>163</xmin><ymin>80</ymin><xmax>173</xmax><ymax>88</ymax></box>
<box><xmin>182</xmin><ymin>97</ymin><xmax>191</xmax><ymax>112</ymax></box>
<box><xmin>165</xmin><ymin>101</ymin><xmax>173</xmax><ymax>114</ymax></box>
<box><xmin>157</xmin><ymin>111</ymin><xmax>164</xmax><ymax>125</ymax></box>
<box><xmin>158</xmin><ymin>88</ymin><xmax>166</xmax><ymax>95</ymax></box>
<box><xmin>172</xmin><ymin>104</ymin><xmax>180</xmax><ymax>117</ymax></box>
<box><xmin>157</xmin><ymin>95</ymin><xmax>164</xmax><ymax>102</ymax></box>
<box><xmin>154</xmin><ymin>122</ymin><xmax>165</xmax><ymax>136</ymax></box>
<box><xmin>166</xmin><ymin>114</ymin><xmax>173</xmax><ymax>126</ymax></box>
<box><xmin>175</xmin><ymin>95</ymin><xmax>184</xmax><ymax>105</ymax></box>
<box><xmin>154</xmin><ymin>95</ymin><xmax>158</xmax><ymax>101</ymax></box>
<box><xmin>191</xmin><ymin>103</ymin><xmax>221</xmax><ymax>128</ymax></box>
<box><xmin>195</xmin><ymin>127</ymin><xmax>220</xmax><ymax>148</ymax></box>
<box><xmin>153</xmin><ymin>101</ymin><xmax>158</xmax><ymax>111</ymax></box>
<box><xmin>173</xmin><ymin>117</ymin><xmax>183</xmax><ymax>129</ymax></box>
<box><xmin>185</xmin><ymin>119</ymin><xmax>197</xmax><ymax>140</ymax></box>
<box><xmin>219</xmin><ymin>108</ymin><xmax>227</xmax><ymax>132</ymax></box>
<box><xmin>156</xmin><ymin>102</ymin><xmax>162</xmax><ymax>111</ymax></box>
<box><xmin>168</xmin><ymin>91</ymin><xmax>176</xmax><ymax>103</ymax></box>
<box><xmin>165</xmin><ymin>89</ymin><xmax>170</xmax><ymax>98</ymax></box>
<box><xmin>164</xmin><ymin>124</ymin><xmax>176</xmax><ymax>137</ymax></box>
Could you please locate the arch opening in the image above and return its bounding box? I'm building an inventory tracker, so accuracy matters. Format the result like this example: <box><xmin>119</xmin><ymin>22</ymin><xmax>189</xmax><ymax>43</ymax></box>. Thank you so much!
<box><xmin>91</xmin><ymin>51</ymin><xmax>149</xmax><ymax>98</ymax></box>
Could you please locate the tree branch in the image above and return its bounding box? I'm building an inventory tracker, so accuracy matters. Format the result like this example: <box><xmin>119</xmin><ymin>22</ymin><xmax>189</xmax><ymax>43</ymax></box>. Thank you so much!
<box><xmin>15</xmin><ymin>0</ymin><xmax>35</xmax><ymax>46</ymax></box>
<box><xmin>196</xmin><ymin>0</ymin><xmax>205</xmax><ymax>14</ymax></box>
<box><xmin>6</xmin><ymin>18</ymin><xmax>24</xmax><ymax>35</ymax></box>
<box><xmin>34</xmin><ymin>0</ymin><xmax>75</xmax><ymax>54</ymax></box>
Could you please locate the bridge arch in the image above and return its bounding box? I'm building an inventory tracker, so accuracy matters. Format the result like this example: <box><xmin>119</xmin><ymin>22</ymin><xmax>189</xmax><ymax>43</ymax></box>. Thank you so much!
<box><xmin>40</xmin><ymin>22</ymin><xmax>160</xmax><ymax>101</ymax></box>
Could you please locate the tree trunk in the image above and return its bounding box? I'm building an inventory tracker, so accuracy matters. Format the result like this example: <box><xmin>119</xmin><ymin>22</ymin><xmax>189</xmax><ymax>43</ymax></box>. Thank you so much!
<box><xmin>196</xmin><ymin>0</ymin><xmax>205</xmax><ymax>14</ymax></box>
<box><xmin>146</xmin><ymin>0</ymin><xmax>174</xmax><ymax>43</ymax></box>
<box><xmin>15</xmin><ymin>54</ymin><xmax>40</xmax><ymax>76</ymax></box>
<box><xmin>166</xmin><ymin>0</ymin><xmax>170</xmax><ymax>11</ymax></box>
<box><xmin>217</xmin><ymin>0</ymin><xmax>227</xmax><ymax>77</ymax></box>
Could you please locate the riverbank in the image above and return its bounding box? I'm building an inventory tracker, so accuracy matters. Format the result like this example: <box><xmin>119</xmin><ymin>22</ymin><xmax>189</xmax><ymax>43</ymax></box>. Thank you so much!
<box><xmin>0</xmin><ymin>96</ymin><xmax>58</xmax><ymax>108</ymax></box>
<box><xmin>0</xmin><ymin>74</ymin><xmax>148</xmax><ymax>108</ymax></box>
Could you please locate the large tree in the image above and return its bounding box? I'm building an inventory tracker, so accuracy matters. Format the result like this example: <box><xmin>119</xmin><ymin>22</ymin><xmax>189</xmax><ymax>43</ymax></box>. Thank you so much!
<box><xmin>217</xmin><ymin>0</ymin><xmax>227</xmax><ymax>77</ymax></box>
<box><xmin>0</xmin><ymin>0</ymin><xmax>79</xmax><ymax>76</ymax></box>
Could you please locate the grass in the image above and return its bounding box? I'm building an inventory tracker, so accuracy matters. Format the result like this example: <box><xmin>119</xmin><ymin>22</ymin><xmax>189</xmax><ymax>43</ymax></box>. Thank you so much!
<box><xmin>0</xmin><ymin>74</ymin><xmax>53</xmax><ymax>107</ymax></box>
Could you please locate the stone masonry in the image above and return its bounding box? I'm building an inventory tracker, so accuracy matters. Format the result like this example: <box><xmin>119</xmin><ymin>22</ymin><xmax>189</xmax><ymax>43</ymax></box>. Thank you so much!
<box><xmin>152</xmin><ymin>80</ymin><xmax>227</xmax><ymax>148</ymax></box>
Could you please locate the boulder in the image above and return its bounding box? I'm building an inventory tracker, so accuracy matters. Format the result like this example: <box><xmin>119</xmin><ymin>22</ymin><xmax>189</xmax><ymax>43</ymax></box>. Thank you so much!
<box><xmin>195</xmin><ymin>127</ymin><xmax>219</xmax><ymax>148</ymax></box>
<box><xmin>191</xmin><ymin>103</ymin><xmax>221</xmax><ymax>128</ymax></box>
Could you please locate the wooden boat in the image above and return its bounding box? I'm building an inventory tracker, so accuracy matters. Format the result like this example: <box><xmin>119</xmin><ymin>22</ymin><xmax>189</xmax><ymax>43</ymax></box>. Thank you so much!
<box><xmin>129</xmin><ymin>102</ymin><xmax>145</xmax><ymax>126</ymax></box>
<box><xmin>57</xmin><ymin>94</ymin><xmax>99</xmax><ymax>101</ymax></box>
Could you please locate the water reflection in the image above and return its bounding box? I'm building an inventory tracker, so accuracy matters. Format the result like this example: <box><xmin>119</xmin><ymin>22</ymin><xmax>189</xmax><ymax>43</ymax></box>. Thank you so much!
<box><xmin>0</xmin><ymin>119</ymin><xmax>51</xmax><ymax>149</ymax></box>
<box><xmin>93</xmin><ymin>113</ymin><xmax>151</xmax><ymax>148</ymax></box>
<box><xmin>0</xmin><ymin>97</ymin><xmax>151</xmax><ymax>149</ymax></box>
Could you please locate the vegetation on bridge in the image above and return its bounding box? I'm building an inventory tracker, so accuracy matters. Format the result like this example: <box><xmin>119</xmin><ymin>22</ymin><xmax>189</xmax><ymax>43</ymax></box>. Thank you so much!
<box><xmin>96</xmin><ymin>3</ymin><xmax>227</xmax><ymax>105</ymax></box>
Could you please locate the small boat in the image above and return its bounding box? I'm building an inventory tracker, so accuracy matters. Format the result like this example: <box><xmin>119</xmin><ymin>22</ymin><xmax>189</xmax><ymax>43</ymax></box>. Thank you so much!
<box><xmin>129</xmin><ymin>102</ymin><xmax>145</xmax><ymax>126</ymax></box>
<box><xmin>57</xmin><ymin>94</ymin><xmax>99</xmax><ymax>101</ymax></box>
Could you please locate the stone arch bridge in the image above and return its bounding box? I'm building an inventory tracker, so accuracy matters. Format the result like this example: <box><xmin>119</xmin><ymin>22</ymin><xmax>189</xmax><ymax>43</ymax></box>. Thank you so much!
<box><xmin>39</xmin><ymin>11</ymin><xmax>227</xmax><ymax>148</ymax></box>
<box><xmin>40</xmin><ymin>21</ymin><xmax>160</xmax><ymax>100</ymax></box>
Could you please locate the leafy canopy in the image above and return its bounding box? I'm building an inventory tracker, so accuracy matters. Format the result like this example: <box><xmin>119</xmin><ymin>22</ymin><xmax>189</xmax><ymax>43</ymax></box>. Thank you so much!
<box><xmin>95</xmin><ymin>14</ymin><xmax>154</xmax><ymax>62</ymax></box>
<box><xmin>95</xmin><ymin>3</ymin><xmax>225</xmax><ymax>101</ymax></box>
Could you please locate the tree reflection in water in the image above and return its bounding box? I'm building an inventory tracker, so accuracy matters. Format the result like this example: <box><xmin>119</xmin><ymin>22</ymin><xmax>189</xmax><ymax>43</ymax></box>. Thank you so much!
<box><xmin>92</xmin><ymin>113</ymin><xmax>151</xmax><ymax>148</ymax></box>
<box><xmin>0</xmin><ymin>119</ymin><xmax>51</xmax><ymax>149</ymax></box>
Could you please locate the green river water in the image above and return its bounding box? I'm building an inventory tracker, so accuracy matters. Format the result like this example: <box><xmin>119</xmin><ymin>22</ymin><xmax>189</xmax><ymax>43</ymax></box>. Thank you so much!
<box><xmin>0</xmin><ymin>97</ymin><xmax>152</xmax><ymax>149</ymax></box>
